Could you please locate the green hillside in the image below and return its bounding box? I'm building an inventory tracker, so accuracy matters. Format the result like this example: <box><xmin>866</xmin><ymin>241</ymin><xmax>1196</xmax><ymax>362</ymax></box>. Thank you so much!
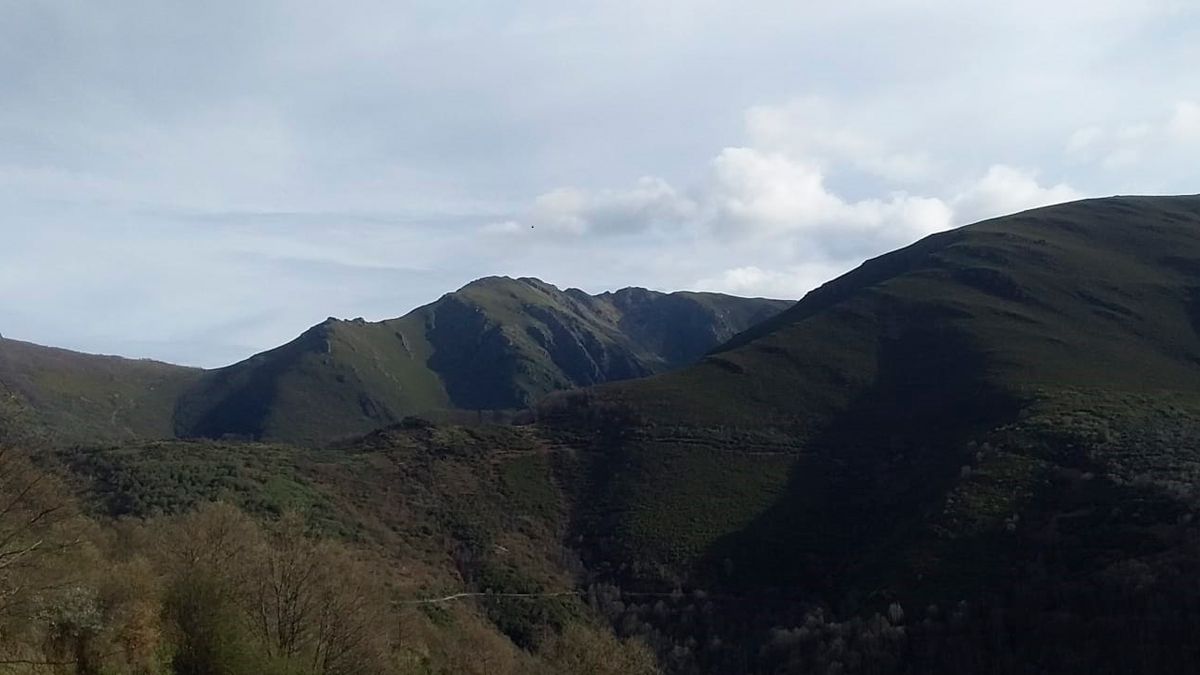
<box><xmin>174</xmin><ymin>277</ymin><xmax>789</xmax><ymax>445</ymax></box>
<box><xmin>0</xmin><ymin>338</ymin><xmax>201</xmax><ymax>445</ymax></box>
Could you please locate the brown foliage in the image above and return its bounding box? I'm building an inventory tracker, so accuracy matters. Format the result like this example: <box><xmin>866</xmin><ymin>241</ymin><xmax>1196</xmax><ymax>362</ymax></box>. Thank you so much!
<box><xmin>540</xmin><ymin>622</ymin><xmax>660</xmax><ymax>675</ymax></box>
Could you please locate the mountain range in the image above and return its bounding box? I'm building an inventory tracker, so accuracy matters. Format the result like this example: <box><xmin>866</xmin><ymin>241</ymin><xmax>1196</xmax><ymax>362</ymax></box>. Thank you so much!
<box><xmin>0</xmin><ymin>278</ymin><xmax>788</xmax><ymax>445</ymax></box>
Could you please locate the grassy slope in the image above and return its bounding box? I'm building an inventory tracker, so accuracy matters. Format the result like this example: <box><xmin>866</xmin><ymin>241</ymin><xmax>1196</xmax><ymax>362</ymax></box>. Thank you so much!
<box><xmin>0</xmin><ymin>338</ymin><xmax>201</xmax><ymax>444</ymax></box>
<box><xmin>175</xmin><ymin>278</ymin><xmax>790</xmax><ymax>445</ymax></box>
<box><xmin>541</xmin><ymin>195</ymin><xmax>1200</xmax><ymax>597</ymax></box>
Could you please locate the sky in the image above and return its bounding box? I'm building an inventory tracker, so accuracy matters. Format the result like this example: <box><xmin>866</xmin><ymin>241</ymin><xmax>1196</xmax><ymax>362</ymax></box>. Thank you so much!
<box><xmin>1</xmin><ymin>1</ymin><xmax>1198</xmax><ymax>367</ymax></box>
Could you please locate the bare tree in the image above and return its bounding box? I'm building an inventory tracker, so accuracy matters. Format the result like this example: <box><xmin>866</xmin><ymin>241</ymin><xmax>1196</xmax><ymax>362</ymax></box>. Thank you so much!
<box><xmin>241</xmin><ymin>512</ymin><xmax>391</xmax><ymax>674</ymax></box>
<box><xmin>0</xmin><ymin>445</ymin><xmax>80</xmax><ymax>619</ymax></box>
<box><xmin>309</xmin><ymin>547</ymin><xmax>387</xmax><ymax>675</ymax></box>
<box><xmin>0</xmin><ymin>442</ymin><xmax>93</xmax><ymax>670</ymax></box>
<box><xmin>248</xmin><ymin>512</ymin><xmax>322</xmax><ymax>661</ymax></box>
<box><xmin>158</xmin><ymin>501</ymin><xmax>259</xmax><ymax>575</ymax></box>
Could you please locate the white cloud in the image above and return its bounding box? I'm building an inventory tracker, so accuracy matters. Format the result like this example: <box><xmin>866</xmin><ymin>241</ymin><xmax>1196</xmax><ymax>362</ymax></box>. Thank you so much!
<box><xmin>497</xmin><ymin>144</ymin><xmax>957</xmax><ymax>263</ymax></box>
<box><xmin>952</xmin><ymin>165</ymin><xmax>1082</xmax><ymax>223</ymax></box>
<box><xmin>695</xmin><ymin>264</ymin><xmax>847</xmax><ymax>299</ymax></box>
<box><xmin>708</xmin><ymin>148</ymin><xmax>844</xmax><ymax>232</ymax></box>
<box><xmin>707</xmin><ymin>147</ymin><xmax>955</xmax><ymax>253</ymax></box>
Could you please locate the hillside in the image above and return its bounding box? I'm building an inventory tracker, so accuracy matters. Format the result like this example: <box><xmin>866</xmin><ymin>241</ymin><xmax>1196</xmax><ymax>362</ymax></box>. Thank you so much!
<box><xmin>532</xmin><ymin>195</ymin><xmax>1200</xmax><ymax>671</ymax></box>
<box><xmin>173</xmin><ymin>277</ymin><xmax>789</xmax><ymax>445</ymax></box>
<box><xmin>34</xmin><ymin>424</ymin><xmax>658</xmax><ymax>674</ymax></box>
<box><xmin>549</xmin><ymin>195</ymin><xmax>1200</xmax><ymax>572</ymax></box>
<box><xmin>0</xmin><ymin>338</ymin><xmax>200</xmax><ymax>445</ymax></box>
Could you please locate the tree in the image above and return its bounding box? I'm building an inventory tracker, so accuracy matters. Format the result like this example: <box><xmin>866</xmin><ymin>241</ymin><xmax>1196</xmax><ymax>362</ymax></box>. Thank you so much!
<box><xmin>308</xmin><ymin>544</ymin><xmax>388</xmax><ymax>675</ymax></box>
<box><xmin>249</xmin><ymin>513</ymin><xmax>321</xmax><ymax>662</ymax></box>
<box><xmin>541</xmin><ymin>622</ymin><xmax>660</xmax><ymax>675</ymax></box>
<box><xmin>0</xmin><ymin>441</ymin><xmax>107</xmax><ymax>672</ymax></box>
<box><xmin>0</xmin><ymin>444</ymin><xmax>82</xmax><ymax>620</ymax></box>
<box><xmin>247</xmin><ymin>513</ymin><xmax>389</xmax><ymax>674</ymax></box>
<box><xmin>158</xmin><ymin>502</ymin><xmax>264</xmax><ymax>675</ymax></box>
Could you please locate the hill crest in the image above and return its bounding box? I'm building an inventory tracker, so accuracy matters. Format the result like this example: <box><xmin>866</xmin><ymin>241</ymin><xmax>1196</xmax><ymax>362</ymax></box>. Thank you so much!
<box><xmin>170</xmin><ymin>277</ymin><xmax>790</xmax><ymax>444</ymax></box>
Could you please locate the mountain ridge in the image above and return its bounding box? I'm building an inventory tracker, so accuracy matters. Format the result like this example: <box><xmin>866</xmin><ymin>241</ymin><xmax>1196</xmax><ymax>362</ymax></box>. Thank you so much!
<box><xmin>0</xmin><ymin>278</ymin><xmax>790</xmax><ymax>446</ymax></box>
<box><xmin>174</xmin><ymin>276</ymin><xmax>790</xmax><ymax>444</ymax></box>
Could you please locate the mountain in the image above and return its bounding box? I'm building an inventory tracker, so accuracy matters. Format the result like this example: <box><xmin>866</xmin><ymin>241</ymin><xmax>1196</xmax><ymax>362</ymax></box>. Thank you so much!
<box><xmin>173</xmin><ymin>277</ymin><xmax>788</xmax><ymax>445</ymax></box>
<box><xmin>551</xmin><ymin>194</ymin><xmax>1200</xmax><ymax>571</ymax></box>
<box><xmin>530</xmin><ymin>195</ymin><xmax>1200</xmax><ymax>669</ymax></box>
<box><xmin>0</xmin><ymin>337</ymin><xmax>200</xmax><ymax>444</ymax></box>
<box><xmin>0</xmin><ymin>278</ymin><xmax>788</xmax><ymax>447</ymax></box>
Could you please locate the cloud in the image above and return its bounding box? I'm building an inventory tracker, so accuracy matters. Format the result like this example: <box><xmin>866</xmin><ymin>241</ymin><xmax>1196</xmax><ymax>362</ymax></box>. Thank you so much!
<box><xmin>952</xmin><ymin>165</ymin><xmax>1082</xmax><ymax>223</ymax></box>
<box><xmin>499</xmin><ymin>144</ymin><xmax>957</xmax><ymax>264</ymax></box>
<box><xmin>695</xmin><ymin>264</ymin><xmax>847</xmax><ymax>299</ymax></box>
<box><xmin>708</xmin><ymin>148</ymin><xmax>843</xmax><ymax>232</ymax></box>
<box><xmin>706</xmin><ymin>147</ymin><xmax>955</xmax><ymax>254</ymax></box>
<box><xmin>486</xmin><ymin>102</ymin><xmax>1086</xmax><ymax>304</ymax></box>
<box><xmin>522</xmin><ymin>177</ymin><xmax>697</xmax><ymax>236</ymax></box>
<box><xmin>481</xmin><ymin>220</ymin><xmax>525</xmax><ymax>235</ymax></box>
<box><xmin>685</xmin><ymin>161</ymin><xmax>1076</xmax><ymax>297</ymax></box>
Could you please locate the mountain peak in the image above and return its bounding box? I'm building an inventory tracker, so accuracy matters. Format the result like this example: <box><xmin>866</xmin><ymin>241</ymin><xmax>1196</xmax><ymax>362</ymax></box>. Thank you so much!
<box><xmin>456</xmin><ymin>275</ymin><xmax>551</xmax><ymax>292</ymax></box>
<box><xmin>166</xmin><ymin>278</ymin><xmax>791</xmax><ymax>444</ymax></box>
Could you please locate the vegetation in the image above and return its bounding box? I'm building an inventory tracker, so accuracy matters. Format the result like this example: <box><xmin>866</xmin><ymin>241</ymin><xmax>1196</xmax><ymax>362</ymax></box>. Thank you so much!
<box><xmin>0</xmin><ymin>437</ymin><xmax>660</xmax><ymax>674</ymax></box>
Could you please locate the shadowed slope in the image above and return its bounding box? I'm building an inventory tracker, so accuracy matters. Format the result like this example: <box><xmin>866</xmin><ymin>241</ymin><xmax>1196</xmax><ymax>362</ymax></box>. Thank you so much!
<box><xmin>543</xmin><ymin>195</ymin><xmax>1200</xmax><ymax>594</ymax></box>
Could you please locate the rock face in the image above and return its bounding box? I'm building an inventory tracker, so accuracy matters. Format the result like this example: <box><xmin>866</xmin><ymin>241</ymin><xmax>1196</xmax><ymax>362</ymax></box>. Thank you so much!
<box><xmin>172</xmin><ymin>277</ymin><xmax>791</xmax><ymax>444</ymax></box>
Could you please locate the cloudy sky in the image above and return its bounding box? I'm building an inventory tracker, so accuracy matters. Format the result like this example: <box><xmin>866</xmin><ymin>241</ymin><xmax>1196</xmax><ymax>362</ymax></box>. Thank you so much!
<box><xmin>1</xmin><ymin>1</ymin><xmax>1197</xmax><ymax>367</ymax></box>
